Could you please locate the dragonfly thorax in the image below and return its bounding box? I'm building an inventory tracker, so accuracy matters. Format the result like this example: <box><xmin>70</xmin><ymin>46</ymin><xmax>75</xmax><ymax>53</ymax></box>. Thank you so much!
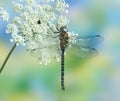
<box><xmin>59</xmin><ymin>32</ymin><xmax>69</xmax><ymax>50</ymax></box>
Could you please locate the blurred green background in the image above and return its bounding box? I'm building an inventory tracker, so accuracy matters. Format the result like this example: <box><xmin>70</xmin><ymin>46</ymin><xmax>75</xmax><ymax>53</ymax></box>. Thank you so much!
<box><xmin>0</xmin><ymin>0</ymin><xmax>120</xmax><ymax>101</ymax></box>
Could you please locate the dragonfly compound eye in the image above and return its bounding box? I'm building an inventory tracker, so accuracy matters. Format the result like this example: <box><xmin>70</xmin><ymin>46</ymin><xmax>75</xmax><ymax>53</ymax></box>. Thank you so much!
<box><xmin>60</xmin><ymin>26</ymin><xmax>68</xmax><ymax>32</ymax></box>
<box><xmin>63</xmin><ymin>28</ymin><xmax>68</xmax><ymax>32</ymax></box>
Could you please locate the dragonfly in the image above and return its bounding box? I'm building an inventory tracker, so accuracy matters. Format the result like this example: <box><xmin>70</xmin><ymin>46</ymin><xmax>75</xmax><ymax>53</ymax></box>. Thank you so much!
<box><xmin>30</xmin><ymin>26</ymin><xmax>103</xmax><ymax>91</ymax></box>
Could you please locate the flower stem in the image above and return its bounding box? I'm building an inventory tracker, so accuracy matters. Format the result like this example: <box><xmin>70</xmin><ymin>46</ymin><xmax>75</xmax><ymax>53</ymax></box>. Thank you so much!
<box><xmin>0</xmin><ymin>43</ymin><xmax>16</xmax><ymax>74</ymax></box>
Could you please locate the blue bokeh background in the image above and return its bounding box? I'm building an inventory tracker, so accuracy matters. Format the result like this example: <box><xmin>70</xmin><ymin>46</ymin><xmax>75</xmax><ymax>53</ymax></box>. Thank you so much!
<box><xmin>0</xmin><ymin>0</ymin><xmax>120</xmax><ymax>101</ymax></box>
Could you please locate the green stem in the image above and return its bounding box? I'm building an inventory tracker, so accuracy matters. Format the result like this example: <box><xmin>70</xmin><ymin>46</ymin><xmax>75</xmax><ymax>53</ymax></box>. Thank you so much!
<box><xmin>0</xmin><ymin>43</ymin><xmax>17</xmax><ymax>74</ymax></box>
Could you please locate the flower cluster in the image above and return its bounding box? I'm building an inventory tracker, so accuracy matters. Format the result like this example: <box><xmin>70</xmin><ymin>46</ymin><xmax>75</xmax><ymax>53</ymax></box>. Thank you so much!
<box><xmin>0</xmin><ymin>0</ymin><xmax>78</xmax><ymax>65</ymax></box>
<box><xmin>0</xmin><ymin>8</ymin><xmax>9</xmax><ymax>22</ymax></box>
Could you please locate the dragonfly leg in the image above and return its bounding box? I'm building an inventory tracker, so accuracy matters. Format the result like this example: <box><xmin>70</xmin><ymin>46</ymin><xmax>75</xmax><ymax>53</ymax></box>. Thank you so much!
<box><xmin>52</xmin><ymin>34</ymin><xmax>60</xmax><ymax>38</ymax></box>
<box><xmin>54</xmin><ymin>31</ymin><xmax>60</xmax><ymax>33</ymax></box>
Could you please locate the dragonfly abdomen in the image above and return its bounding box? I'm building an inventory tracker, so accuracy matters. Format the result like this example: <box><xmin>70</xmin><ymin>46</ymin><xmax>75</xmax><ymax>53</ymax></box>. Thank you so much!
<box><xmin>61</xmin><ymin>48</ymin><xmax>65</xmax><ymax>90</ymax></box>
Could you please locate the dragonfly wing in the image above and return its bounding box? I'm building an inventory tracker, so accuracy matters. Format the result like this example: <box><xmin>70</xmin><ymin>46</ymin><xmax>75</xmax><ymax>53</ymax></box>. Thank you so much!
<box><xmin>28</xmin><ymin>48</ymin><xmax>41</xmax><ymax>58</ymax></box>
<box><xmin>67</xmin><ymin>35</ymin><xmax>102</xmax><ymax>58</ymax></box>
<box><xmin>69</xmin><ymin>45</ymin><xmax>98</xmax><ymax>58</ymax></box>
<box><xmin>27</xmin><ymin>37</ymin><xmax>61</xmax><ymax>61</ymax></box>
<box><xmin>75</xmin><ymin>35</ymin><xmax>103</xmax><ymax>47</ymax></box>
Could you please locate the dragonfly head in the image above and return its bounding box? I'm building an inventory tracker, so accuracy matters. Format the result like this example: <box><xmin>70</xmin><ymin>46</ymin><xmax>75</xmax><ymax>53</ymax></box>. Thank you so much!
<box><xmin>60</xmin><ymin>26</ymin><xmax>68</xmax><ymax>32</ymax></box>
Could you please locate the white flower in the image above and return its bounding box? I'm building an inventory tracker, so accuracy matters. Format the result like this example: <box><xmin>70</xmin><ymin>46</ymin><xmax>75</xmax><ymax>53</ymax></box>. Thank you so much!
<box><xmin>6</xmin><ymin>24</ymin><xmax>18</xmax><ymax>34</ymax></box>
<box><xmin>39</xmin><ymin>49</ymin><xmax>51</xmax><ymax>65</ymax></box>
<box><xmin>42</xmin><ymin>5</ymin><xmax>52</xmax><ymax>11</ymax></box>
<box><xmin>13</xmin><ymin>3</ymin><xmax>23</xmax><ymax>13</ymax></box>
<box><xmin>57</xmin><ymin>15</ymin><xmax>69</xmax><ymax>29</ymax></box>
<box><xmin>26</xmin><ymin>0</ymin><xmax>36</xmax><ymax>5</ymax></box>
<box><xmin>68</xmin><ymin>32</ymin><xmax>78</xmax><ymax>47</ymax></box>
<box><xmin>54</xmin><ymin>51</ymin><xmax>61</xmax><ymax>62</ymax></box>
<box><xmin>10</xmin><ymin>34</ymin><xmax>25</xmax><ymax>46</ymax></box>
<box><xmin>0</xmin><ymin>0</ymin><xmax>77</xmax><ymax>65</ymax></box>
<box><xmin>26</xmin><ymin>41</ymin><xmax>38</xmax><ymax>50</ymax></box>
<box><xmin>11</xmin><ymin>17</ymin><xmax>22</xmax><ymax>25</ymax></box>
<box><xmin>0</xmin><ymin>8</ymin><xmax>9</xmax><ymax>21</ymax></box>
<box><xmin>55</xmin><ymin>0</ymin><xmax>69</xmax><ymax>13</ymax></box>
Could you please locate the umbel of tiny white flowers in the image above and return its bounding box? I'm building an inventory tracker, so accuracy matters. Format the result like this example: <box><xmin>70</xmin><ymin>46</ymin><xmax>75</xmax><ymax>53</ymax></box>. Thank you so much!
<box><xmin>0</xmin><ymin>8</ymin><xmax>9</xmax><ymax>21</ymax></box>
<box><xmin>0</xmin><ymin>0</ymin><xmax>78</xmax><ymax>73</ymax></box>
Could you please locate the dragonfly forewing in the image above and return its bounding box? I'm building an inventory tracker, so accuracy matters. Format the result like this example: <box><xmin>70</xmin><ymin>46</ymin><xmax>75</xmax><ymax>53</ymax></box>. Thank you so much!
<box><xmin>67</xmin><ymin>35</ymin><xmax>103</xmax><ymax>58</ymax></box>
<box><xmin>75</xmin><ymin>35</ymin><xmax>103</xmax><ymax>47</ymax></box>
<box><xmin>28</xmin><ymin>38</ymin><xmax>61</xmax><ymax>61</ymax></box>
